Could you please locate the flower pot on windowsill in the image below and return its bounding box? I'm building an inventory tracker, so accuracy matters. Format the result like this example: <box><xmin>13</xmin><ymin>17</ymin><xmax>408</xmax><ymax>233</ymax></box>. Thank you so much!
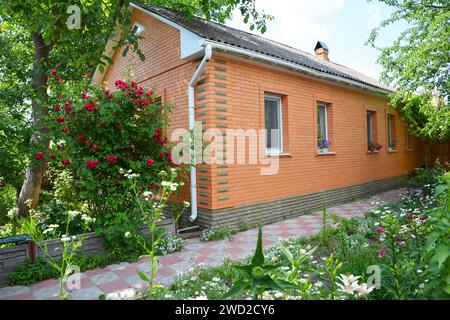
<box><xmin>388</xmin><ymin>146</ymin><xmax>395</xmax><ymax>152</ymax></box>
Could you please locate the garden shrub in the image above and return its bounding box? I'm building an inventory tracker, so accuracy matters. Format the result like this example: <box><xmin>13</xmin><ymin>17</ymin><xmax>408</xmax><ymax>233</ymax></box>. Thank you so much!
<box><xmin>155</xmin><ymin>235</ymin><xmax>185</xmax><ymax>255</ymax></box>
<box><xmin>200</xmin><ymin>225</ymin><xmax>239</xmax><ymax>241</ymax></box>
<box><xmin>0</xmin><ymin>184</ymin><xmax>16</xmax><ymax>225</ymax></box>
<box><xmin>407</xmin><ymin>164</ymin><xmax>446</xmax><ymax>194</ymax></box>
<box><xmin>37</xmin><ymin>76</ymin><xmax>180</xmax><ymax>252</ymax></box>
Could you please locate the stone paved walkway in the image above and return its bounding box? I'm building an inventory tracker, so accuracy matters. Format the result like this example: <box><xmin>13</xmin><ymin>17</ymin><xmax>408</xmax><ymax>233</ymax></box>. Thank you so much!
<box><xmin>0</xmin><ymin>188</ymin><xmax>407</xmax><ymax>300</ymax></box>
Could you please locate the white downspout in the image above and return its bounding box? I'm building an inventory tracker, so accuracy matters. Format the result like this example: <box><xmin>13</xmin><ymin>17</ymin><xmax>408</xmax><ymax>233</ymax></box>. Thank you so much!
<box><xmin>188</xmin><ymin>44</ymin><xmax>212</xmax><ymax>222</ymax></box>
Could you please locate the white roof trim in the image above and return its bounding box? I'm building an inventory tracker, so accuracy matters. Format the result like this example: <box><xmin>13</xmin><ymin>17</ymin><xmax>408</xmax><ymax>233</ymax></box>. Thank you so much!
<box><xmin>130</xmin><ymin>2</ymin><xmax>203</xmax><ymax>59</ymax></box>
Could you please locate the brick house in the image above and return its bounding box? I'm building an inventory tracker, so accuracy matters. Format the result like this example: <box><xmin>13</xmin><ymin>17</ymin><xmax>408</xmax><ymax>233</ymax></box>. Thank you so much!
<box><xmin>93</xmin><ymin>2</ymin><xmax>422</xmax><ymax>227</ymax></box>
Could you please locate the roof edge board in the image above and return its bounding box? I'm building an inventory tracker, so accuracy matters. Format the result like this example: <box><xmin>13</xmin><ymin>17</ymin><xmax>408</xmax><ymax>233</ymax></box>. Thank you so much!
<box><xmin>203</xmin><ymin>40</ymin><xmax>393</xmax><ymax>96</ymax></box>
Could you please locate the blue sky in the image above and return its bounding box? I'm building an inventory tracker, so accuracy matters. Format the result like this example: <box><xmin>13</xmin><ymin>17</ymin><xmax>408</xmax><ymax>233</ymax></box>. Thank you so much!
<box><xmin>226</xmin><ymin>0</ymin><xmax>407</xmax><ymax>80</ymax></box>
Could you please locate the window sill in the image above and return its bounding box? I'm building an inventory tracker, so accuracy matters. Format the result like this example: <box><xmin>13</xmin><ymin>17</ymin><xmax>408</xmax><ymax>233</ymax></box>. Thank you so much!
<box><xmin>387</xmin><ymin>149</ymin><xmax>398</xmax><ymax>153</ymax></box>
<box><xmin>367</xmin><ymin>150</ymin><xmax>380</xmax><ymax>154</ymax></box>
<box><xmin>266</xmin><ymin>152</ymin><xmax>292</xmax><ymax>158</ymax></box>
<box><xmin>317</xmin><ymin>151</ymin><xmax>336</xmax><ymax>156</ymax></box>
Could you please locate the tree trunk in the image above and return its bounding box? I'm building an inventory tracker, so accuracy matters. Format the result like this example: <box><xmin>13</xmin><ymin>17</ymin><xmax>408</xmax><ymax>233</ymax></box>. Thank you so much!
<box><xmin>17</xmin><ymin>33</ymin><xmax>52</xmax><ymax>217</ymax></box>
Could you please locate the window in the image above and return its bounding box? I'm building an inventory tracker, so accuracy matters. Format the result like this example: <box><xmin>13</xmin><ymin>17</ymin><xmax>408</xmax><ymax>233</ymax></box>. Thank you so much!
<box><xmin>265</xmin><ymin>95</ymin><xmax>283</xmax><ymax>154</ymax></box>
<box><xmin>132</xmin><ymin>22</ymin><xmax>145</xmax><ymax>35</ymax></box>
<box><xmin>366</xmin><ymin>110</ymin><xmax>378</xmax><ymax>151</ymax></box>
<box><xmin>317</xmin><ymin>103</ymin><xmax>330</xmax><ymax>152</ymax></box>
<box><xmin>387</xmin><ymin>114</ymin><xmax>397</xmax><ymax>150</ymax></box>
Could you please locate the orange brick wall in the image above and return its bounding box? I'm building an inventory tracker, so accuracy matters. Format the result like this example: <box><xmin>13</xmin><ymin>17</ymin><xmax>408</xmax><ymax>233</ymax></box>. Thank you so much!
<box><xmin>201</xmin><ymin>56</ymin><xmax>422</xmax><ymax>210</ymax></box>
<box><xmin>100</xmin><ymin>9</ymin><xmax>422</xmax><ymax>214</ymax></box>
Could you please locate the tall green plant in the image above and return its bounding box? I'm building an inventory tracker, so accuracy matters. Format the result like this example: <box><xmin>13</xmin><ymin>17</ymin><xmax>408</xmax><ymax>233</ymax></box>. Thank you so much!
<box><xmin>222</xmin><ymin>226</ymin><xmax>298</xmax><ymax>300</ymax></box>
<box><xmin>423</xmin><ymin>172</ymin><xmax>450</xmax><ymax>298</ymax></box>
<box><xmin>128</xmin><ymin>168</ymin><xmax>188</xmax><ymax>300</ymax></box>
<box><xmin>21</xmin><ymin>210</ymin><xmax>89</xmax><ymax>300</ymax></box>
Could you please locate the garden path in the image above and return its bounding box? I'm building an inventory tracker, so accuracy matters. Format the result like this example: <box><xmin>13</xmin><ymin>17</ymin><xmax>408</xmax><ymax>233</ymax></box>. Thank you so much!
<box><xmin>0</xmin><ymin>188</ymin><xmax>406</xmax><ymax>300</ymax></box>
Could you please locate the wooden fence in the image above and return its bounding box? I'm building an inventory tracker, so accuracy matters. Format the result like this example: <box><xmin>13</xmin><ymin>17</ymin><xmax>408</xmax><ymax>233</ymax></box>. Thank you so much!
<box><xmin>0</xmin><ymin>219</ymin><xmax>175</xmax><ymax>288</ymax></box>
<box><xmin>421</xmin><ymin>141</ymin><xmax>450</xmax><ymax>167</ymax></box>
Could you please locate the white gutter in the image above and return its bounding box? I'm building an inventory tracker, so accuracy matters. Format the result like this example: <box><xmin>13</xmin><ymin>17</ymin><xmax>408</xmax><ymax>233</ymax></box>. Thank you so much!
<box><xmin>188</xmin><ymin>44</ymin><xmax>212</xmax><ymax>222</ymax></box>
<box><xmin>203</xmin><ymin>40</ymin><xmax>393</xmax><ymax>96</ymax></box>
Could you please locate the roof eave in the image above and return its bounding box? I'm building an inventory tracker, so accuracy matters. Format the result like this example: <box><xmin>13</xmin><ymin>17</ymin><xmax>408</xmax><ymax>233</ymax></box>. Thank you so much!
<box><xmin>202</xmin><ymin>40</ymin><xmax>394</xmax><ymax>97</ymax></box>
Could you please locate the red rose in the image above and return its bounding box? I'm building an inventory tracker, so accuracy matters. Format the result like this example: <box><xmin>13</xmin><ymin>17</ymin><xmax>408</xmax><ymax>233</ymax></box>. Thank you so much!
<box><xmin>146</xmin><ymin>91</ymin><xmax>153</xmax><ymax>98</ymax></box>
<box><xmin>53</xmin><ymin>105</ymin><xmax>60</xmax><ymax>111</ymax></box>
<box><xmin>56</xmin><ymin>116</ymin><xmax>65</xmax><ymax>123</ymax></box>
<box><xmin>51</xmin><ymin>69</ymin><xmax>57</xmax><ymax>75</ymax></box>
<box><xmin>35</xmin><ymin>152</ymin><xmax>44</xmax><ymax>160</ymax></box>
<box><xmin>64</xmin><ymin>101</ymin><xmax>72</xmax><ymax>112</ymax></box>
<box><xmin>131</xmin><ymin>81</ymin><xmax>138</xmax><ymax>88</ymax></box>
<box><xmin>55</xmin><ymin>76</ymin><xmax>64</xmax><ymax>83</ymax></box>
<box><xmin>135</xmin><ymin>87</ymin><xmax>144</xmax><ymax>97</ymax></box>
<box><xmin>92</xmin><ymin>145</ymin><xmax>98</xmax><ymax>151</ymax></box>
<box><xmin>84</xmin><ymin>101</ymin><xmax>94</xmax><ymax>111</ymax></box>
<box><xmin>99</xmin><ymin>121</ymin><xmax>105</xmax><ymax>127</ymax></box>
<box><xmin>420</xmin><ymin>216</ymin><xmax>428</xmax><ymax>221</ymax></box>
<box><xmin>86</xmin><ymin>160</ymin><xmax>100</xmax><ymax>168</ymax></box>
<box><xmin>114</xmin><ymin>80</ymin><xmax>127</xmax><ymax>89</ymax></box>
<box><xmin>62</xmin><ymin>127</ymin><xmax>68</xmax><ymax>134</ymax></box>
<box><xmin>154</xmin><ymin>128</ymin><xmax>162</xmax><ymax>137</ymax></box>
<box><xmin>406</xmin><ymin>215</ymin><xmax>414</xmax><ymax>220</ymax></box>
<box><xmin>159</xmin><ymin>152</ymin><xmax>164</xmax><ymax>158</ymax></box>
<box><xmin>63</xmin><ymin>159</ymin><xmax>71</xmax><ymax>166</ymax></box>
<box><xmin>50</xmin><ymin>155</ymin><xmax>56</xmax><ymax>160</ymax></box>
<box><xmin>140</xmin><ymin>99</ymin><xmax>149</xmax><ymax>107</ymax></box>
<box><xmin>77</xmin><ymin>135</ymin><xmax>85</xmax><ymax>143</ymax></box>
<box><xmin>146</xmin><ymin>159</ymin><xmax>155</xmax><ymax>166</ymax></box>
<box><xmin>85</xmin><ymin>139</ymin><xmax>92</xmax><ymax>146</ymax></box>
<box><xmin>82</xmin><ymin>91</ymin><xmax>90</xmax><ymax>99</ymax></box>
<box><xmin>106</xmin><ymin>155</ymin><xmax>118</xmax><ymax>165</ymax></box>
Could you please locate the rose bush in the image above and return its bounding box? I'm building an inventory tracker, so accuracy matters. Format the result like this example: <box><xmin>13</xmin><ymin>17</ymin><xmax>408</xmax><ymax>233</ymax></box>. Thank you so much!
<box><xmin>33</xmin><ymin>73</ymin><xmax>181</xmax><ymax>255</ymax></box>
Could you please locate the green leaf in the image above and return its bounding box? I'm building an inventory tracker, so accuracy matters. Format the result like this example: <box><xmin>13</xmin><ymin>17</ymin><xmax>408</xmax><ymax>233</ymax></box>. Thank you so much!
<box><xmin>259</xmin><ymin>276</ymin><xmax>283</xmax><ymax>291</ymax></box>
<box><xmin>432</xmin><ymin>245</ymin><xmax>450</xmax><ymax>268</ymax></box>
<box><xmin>435</xmin><ymin>184</ymin><xmax>448</xmax><ymax>197</ymax></box>
<box><xmin>221</xmin><ymin>282</ymin><xmax>248</xmax><ymax>299</ymax></box>
<box><xmin>137</xmin><ymin>271</ymin><xmax>150</xmax><ymax>283</ymax></box>
<box><xmin>251</xmin><ymin>226</ymin><xmax>265</xmax><ymax>266</ymax></box>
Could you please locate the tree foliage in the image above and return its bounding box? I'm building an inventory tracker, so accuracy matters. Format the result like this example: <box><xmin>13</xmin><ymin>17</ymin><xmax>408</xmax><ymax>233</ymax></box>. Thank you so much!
<box><xmin>0</xmin><ymin>0</ymin><xmax>271</xmax><ymax>214</ymax></box>
<box><xmin>368</xmin><ymin>0</ymin><xmax>450</xmax><ymax>140</ymax></box>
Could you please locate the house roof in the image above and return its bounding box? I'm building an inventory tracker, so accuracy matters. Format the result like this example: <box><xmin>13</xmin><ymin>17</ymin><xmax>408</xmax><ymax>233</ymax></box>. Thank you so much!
<box><xmin>132</xmin><ymin>2</ymin><xmax>394</xmax><ymax>94</ymax></box>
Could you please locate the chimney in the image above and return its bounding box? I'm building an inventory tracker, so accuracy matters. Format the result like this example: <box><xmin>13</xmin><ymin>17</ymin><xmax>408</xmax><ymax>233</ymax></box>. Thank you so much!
<box><xmin>315</xmin><ymin>41</ymin><xmax>329</xmax><ymax>61</ymax></box>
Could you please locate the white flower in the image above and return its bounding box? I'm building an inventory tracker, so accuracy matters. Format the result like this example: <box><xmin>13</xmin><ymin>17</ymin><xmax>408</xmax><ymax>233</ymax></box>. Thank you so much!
<box><xmin>337</xmin><ymin>274</ymin><xmax>361</xmax><ymax>295</ymax></box>
<box><xmin>7</xmin><ymin>208</ymin><xmax>19</xmax><ymax>220</ymax></box>
<box><xmin>61</xmin><ymin>236</ymin><xmax>71</xmax><ymax>242</ymax></box>
<box><xmin>356</xmin><ymin>283</ymin><xmax>375</xmax><ymax>297</ymax></box>
<box><xmin>183</xmin><ymin>201</ymin><xmax>190</xmax><ymax>208</ymax></box>
<box><xmin>81</xmin><ymin>214</ymin><xmax>93</xmax><ymax>222</ymax></box>
<box><xmin>124</xmin><ymin>231</ymin><xmax>131</xmax><ymax>238</ymax></box>
<box><xmin>67</xmin><ymin>210</ymin><xmax>81</xmax><ymax>218</ymax></box>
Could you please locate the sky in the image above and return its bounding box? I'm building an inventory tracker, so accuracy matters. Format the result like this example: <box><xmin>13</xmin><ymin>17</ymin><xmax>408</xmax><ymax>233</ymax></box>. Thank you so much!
<box><xmin>226</xmin><ymin>0</ymin><xmax>407</xmax><ymax>80</ymax></box>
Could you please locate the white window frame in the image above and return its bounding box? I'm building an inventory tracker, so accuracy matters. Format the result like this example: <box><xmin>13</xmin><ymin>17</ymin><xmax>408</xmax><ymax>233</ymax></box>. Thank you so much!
<box><xmin>367</xmin><ymin>111</ymin><xmax>373</xmax><ymax>146</ymax></box>
<box><xmin>132</xmin><ymin>22</ymin><xmax>145</xmax><ymax>35</ymax></box>
<box><xmin>264</xmin><ymin>95</ymin><xmax>283</xmax><ymax>155</ymax></box>
<box><xmin>317</xmin><ymin>103</ymin><xmax>328</xmax><ymax>149</ymax></box>
<box><xmin>387</xmin><ymin>114</ymin><xmax>395</xmax><ymax>149</ymax></box>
